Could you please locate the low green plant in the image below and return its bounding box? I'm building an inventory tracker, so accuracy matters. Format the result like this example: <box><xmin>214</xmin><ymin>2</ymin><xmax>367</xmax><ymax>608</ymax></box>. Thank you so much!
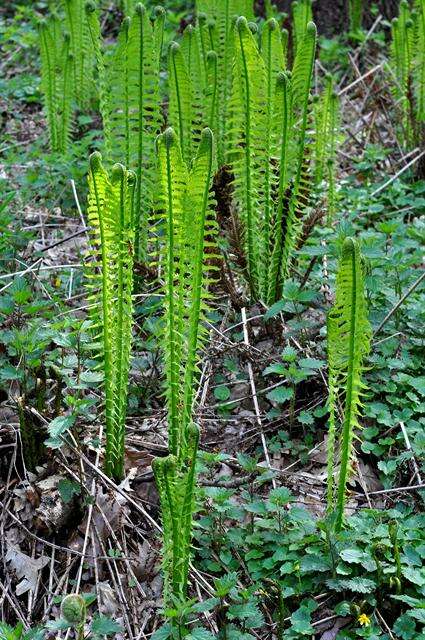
<box><xmin>152</xmin><ymin>127</ymin><xmax>216</xmax><ymax>608</ymax></box>
<box><xmin>85</xmin><ymin>152</ymin><xmax>136</xmax><ymax>481</ymax></box>
<box><xmin>327</xmin><ymin>237</ymin><xmax>371</xmax><ymax>531</ymax></box>
<box><xmin>38</xmin><ymin>17</ymin><xmax>74</xmax><ymax>153</ymax></box>
<box><xmin>0</xmin><ymin>623</ymin><xmax>43</xmax><ymax>640</ymax></box>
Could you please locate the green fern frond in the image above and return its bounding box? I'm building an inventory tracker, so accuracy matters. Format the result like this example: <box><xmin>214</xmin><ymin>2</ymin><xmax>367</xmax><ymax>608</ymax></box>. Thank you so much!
<box><xmin>314</xmin><ymin>74</ymin><xmax>340</xmax><ymax>222</ymax></box>
<box><xmin>156</xmin><ymin>127</ymin><xmax>216</xmax><ymax>458</ymax></box>
<box><xmin>196</xmin><ymin>0</ymin><xmax>242</xmax><ymax>165</ymax></box>
<box><xmin>260</xmin><ymin>18</ymin><xmax>285</xmax><ymax>296</ymax></box>
<box><xmin>86</xmin><ymin>153</ymin><xmax>136</xmax><ymax>481</ymax></box>
<box><xmin>106</xmin><ymin>4</ymin><xmax>163</xmax><ymax>261</ymax></box>
<box><xmin>349</xmin><ymin>0</ymin><xmax>364</xmax><ymax>33</ymax></box>
<box><xmin>85</xmin><ymin>1</ymin><xmax>111</xmax><ymax>155</ymax></box>
<box><xmin>156</xmin><ymin>128</ymin><xmax>189</xmax><ymax>457</ymax></box>
<box><xmin>389</xmin><ymin>0</ymin><xmax>421</xmax><ymax>147</ymax></box>
<box><xmin>291</xmin><ymin>0</ymin><xmax>313</xmax><ymax>55</ymax></box>
<box><xmin>267</xmin><ymin>71</ymin><xmax>293</xmax><ymax>304</ymax></box>
<box><xmin>38</xmin><ymin>18</ymin><xmax>59</xmax><ymax>152</ymax></box>
<box><xmin>154</xmin><ymin>128</ymin><xmax>215</xmax><ymax>605</ymax></box>
<box><xmin>229</xmin><ymin>16</ymin><xmax>268</xmax><ymax>297</ymax></box>
<box><xmin>38</xmin><ymin>18</ymin><xmax>74</xmax><ymax>153</ymax></box>
<box><xmin>63</xmin><ymin>0</ymin><xmax>94</xmax><ymax>107</ymax></box>
<box><xmin>413</xmin><ymin>0</ymin><xmax>425</xmax><ymax>121</ymax></box>
<box><xmin>278</xmin><ymin>21</ymin><xmax>316</xmax><ymax>285</ymax></box>
<box><xmin>327</xmin><ymin>237</ymin><xmax>371</xmax><ymax>531</ymax></box>
<box><xmin>168</xmin><ymin>41</ymin><xmax>197</xmax><ymax>166</ymax></box>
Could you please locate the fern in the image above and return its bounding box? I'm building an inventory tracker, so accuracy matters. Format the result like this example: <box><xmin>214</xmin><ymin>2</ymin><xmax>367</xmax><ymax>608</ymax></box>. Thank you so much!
<box><xmin>229</xmin><ymin>17</ymin><xmax>268</xmax><ymax>297</ymax></box>
<box><xmin>86</xmin><ymin>153</ymin><xmax>136</xmax><ymax>481</ymax></box>
<box><xmin>153</xmin><ymin>127</ymin><xmax>216</xmax><ymax>604</ymax></box>
<box><xmin>38</xmin><ymin>18</ymin><xmax>74</xmax><ymax>153</ymax></box>
<box><xmin>413</xmin><ymin>0</ymin><xmax>425</xmax><ymax>122</ymax></box>
<box><xmin>327</xmin><ymin>237</ymin><xmax>371</xmax><ymax>531</ymax></box>
<box><xmin>291</xmin><ymin>0</ymin><xmax>313</xmax><ymax>55</ymax></box>
<box><xmin>314</xmin><ymin>74</ymin><xmax>340</xmax><ymax>222</ymax></box>
<box><xmin>228</xmin><ymin>16</ymin><xmax>316</xmax><ymax>303</ymax></box>
<box><xmin>168</xmin><ymin>41</ymin><xmax>198</xmax><ymax>165</ymax></box>
<box><xmin>63</xmin><ymin>0</ymin><xmax>94</xmax><ymax>108</ymax></box>
<box><xmin>105</xmin><ymin>4</ymin><xmax>163</xmax><ymax>261</ymax></box>
<box><xmin>389</xmin><ymin>0</ymin><xmax>422</xmax><ymax>147</ymax></box>
<box><xmin>272</xmin><ymin>21</ymin><xmax>317</xmax><ymax>298</ymax></box>
<box><xmin>349</xmin><ymin>0</ymin><xmax>364</xmax><ymax>33</ymax></box>
<box><xmin>195</xmin><ymin>0</ymin><xmax>254</xmax><ymax>165</ymax></box>
<box><xmin>85</xmin><ymin>2</ymin><xmax>112</xmax><ymax>158</ymax></box>
<box><xmin>260</xmin><ymin>18</ymin><xmax>285</xmax><ymax>296</ymax></box>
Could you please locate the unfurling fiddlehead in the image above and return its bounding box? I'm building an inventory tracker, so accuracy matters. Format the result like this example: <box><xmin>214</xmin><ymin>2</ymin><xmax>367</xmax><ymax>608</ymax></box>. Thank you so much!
<box><xmin>153</xmin><ymin>127</ymin><xmax>216</xmax><ymax>605</ymax></box>
<box><xmin>85</xmin><ymin>153</ymin><xmax>136</xmax><ymax>481</ymax></box>
<box><xmin>229</xmin><ymin>17</ymin><xmax>316</xmax><ymax>304</ymax></box>
<box><xmin>38</xmin><ymin>18</ymin><xmax>74</xmax><ymax>153</ymax></box>
<box><xmin>327</xmin><ymin>237</ymin><xmax>371</xmax><ymax>531</ymax></box>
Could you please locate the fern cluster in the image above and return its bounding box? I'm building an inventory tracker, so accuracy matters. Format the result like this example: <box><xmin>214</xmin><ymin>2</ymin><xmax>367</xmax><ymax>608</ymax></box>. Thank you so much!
<box><xmin>228</xmin><ymin>17</ymin><xmax>316</xmax><ymax>303</ymax></box>
<box><xmin>85</xmin><ymin>153</ymin><xmax>136</xmax><ymax>481</ymax></box>
<box><xmin>152</xmin><ymin>127</ymin><xmax>216</xmax><ymax>604</ymax></box>
<box><xmin>390</xmin><ymin>0</ymin><xmax>425</xmax><ymax>147</ymax></box>
<box><xmin>327</xmin><ymin>238</ymin><xmax>371</xmax><ymax>531</ymax></box>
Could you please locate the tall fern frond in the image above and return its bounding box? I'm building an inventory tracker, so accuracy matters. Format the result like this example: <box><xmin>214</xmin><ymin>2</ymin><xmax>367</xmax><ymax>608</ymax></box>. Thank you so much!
<box><xmin>168</xmin><ymin>41</ymin><xmax>198</xmax><ymax>166</ymax></box>
<box><xmin>86</xmin><ymin>153</ymin><xmax>136</xmax><ymax>481</ymax></box>
<box><xmin>267</xmin><ymin>71</ymin><xmax>293</xmax><ymax>304</ymax></box>
<box><xmin>413</xmin><ymin>0</ymin><xmax>425</xmax><ymax>121</ymax></box>
<box><xmin>279</xmin><ymin>21</ymin><xmax>316</xmax><ymax>284</ymax></box>
<box><xmin>38</xmin><ymin>18</ymin><xmax>59</xmax><ymax>152</ymax></box>
<box><xmin>314</xmin><ymin>74</ymin><xmax>340</xmax><ymax>222</ymax></box>
<box><xmin>260</xmin><ymin>18</ymin><xmax>285</xmax><ymax>296</ymax></box>
<box><xmin>63</xmin><ymin>0</ymin><xmax>94</xmax><ymax>107</ymax></box>
<box><xmin>327</xmin><ymin>237</ymin><xmax>371</xmax><ymax>531</ymax></box>
<box><xmin>349</xmin><ymin>0</ymin><xmax>364</xmax><ymax>33</ymax></box>
<box><xmin>154</xmin><ymin>127</ymin><xmax>216</xmax><ymax>605</ymax></box>
<box><xmin>85</xmin><ymin>1</ymin><xmax>111</xmax><ymax>156</ymax></box>
<box><xmin>195</xmin><ymin>0</ymin><xmax>243</xmax><ymax>165</ymax></box>
<box><xmin>389</xmin><ymin>1</ymin><xmax>419</xmax><ymax>147</ymax></box>
<box><xmin>38</xmin><ymin>19</ymin><xmax>74</xmax><ymax>153</ymax></box>
<box><xmin>106</xmin><ymin>4</ymin><xmax>163</xmax><ymax>261</ymax></box>
<box><xmin>291</xmin><ymin>0</ymin><xmax>313</xmax><ymax>55</ymax></box>
<box><xmin>229</xmin><ymin>16</ymin><xmax>268</xmax><ymax>297</ymax></box>
<box><xmin>156</xmin><ymin>128</ymin><xmax>189</xmax><ymax>456</ymax></box>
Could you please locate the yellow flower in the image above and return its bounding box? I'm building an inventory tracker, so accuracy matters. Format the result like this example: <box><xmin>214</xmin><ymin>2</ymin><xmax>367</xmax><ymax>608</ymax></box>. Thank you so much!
<box><xmin>358</xmin><ymin>613</ymin><xmax>370</xmax><ymax>627</ymax></box>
